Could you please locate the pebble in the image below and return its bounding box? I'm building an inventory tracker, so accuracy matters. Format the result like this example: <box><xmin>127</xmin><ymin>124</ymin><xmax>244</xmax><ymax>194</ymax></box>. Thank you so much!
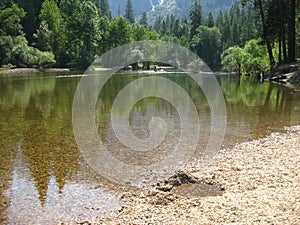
<box><xmin>101</xmin><ymin>126</ymin><xmax>300</xmax><ymax>224</ymax></box>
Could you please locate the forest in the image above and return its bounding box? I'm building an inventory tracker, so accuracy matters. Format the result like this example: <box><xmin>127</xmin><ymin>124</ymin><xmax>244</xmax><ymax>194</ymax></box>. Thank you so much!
<box><xmin>0</xmin><ymin>0</ymin><xmax>299</xmax><ymax>75</ymax></box>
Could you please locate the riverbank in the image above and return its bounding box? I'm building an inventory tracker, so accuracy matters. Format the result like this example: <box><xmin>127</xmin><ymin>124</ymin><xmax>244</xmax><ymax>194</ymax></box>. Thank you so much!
<box><xmin>99</xmin><ymin>126</ymin><xmax>300</xmax><ymax>225</ymax></box>
<box><xmin>0</xmin><ymin>68</ymin><xmax>73</xmax><ymax>74</ymax></box>
<box><xmin>265</xmin><ymin>61</ymin><xmax>300</xmax><ymax>84</ymax></box>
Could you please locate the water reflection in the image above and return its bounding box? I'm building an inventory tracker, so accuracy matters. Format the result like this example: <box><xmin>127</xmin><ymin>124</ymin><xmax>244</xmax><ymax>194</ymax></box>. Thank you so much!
<box><xmin>0</xmin><ymin>74</ymin><xmax>121</xmax><ymax>224</ymax></box>
<box><xmin>219</xmin><ymin>76</ymin><xmax>300</xmax><ymax>144</ymax></box>
<box><xmin>0</xmin><ymin>73</ymin><xmax>299</xmax><ymax>223</ymax></box>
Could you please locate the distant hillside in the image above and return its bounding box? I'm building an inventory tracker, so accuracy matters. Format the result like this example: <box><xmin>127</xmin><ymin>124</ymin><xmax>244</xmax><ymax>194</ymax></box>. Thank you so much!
<box><xmin>109</xmin><ymin>0</ymin><xmax>239</xmax><ymax>24</ymax></box>
<box><xmin>108</xmin><ymin>0</ymin><xmax>153</xmax><ymax>17</ymax></box>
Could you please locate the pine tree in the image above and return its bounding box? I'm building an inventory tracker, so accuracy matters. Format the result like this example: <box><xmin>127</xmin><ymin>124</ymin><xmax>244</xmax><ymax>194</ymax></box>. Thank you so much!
<box><xmin>242</xmin><ymin>0</ymin><xmax>275</xmax><ymax>67</ymax></box>
<box><xmin>266</xmin><ymin>0</ymin><xmax>288</xmax><ymax>62</ymax></box>
<box><xmin>287</xmin><ymin>0</ymin><xmax>296</xmax><ymax>62</ymax></box>
<box><xmin>118</xmin><ymin>5</ymin><xmax>121</xmax><ymax>16</ymax></box>
<box><xmin>189</xmin><ymin>0</ymin><xmax>202</xmax><ymax>40</ymax></box>
<box><xmin>206</xmin><ymin>12</ymin><xmax>214</xmax><ymax>28</ymax></box>
<box><xmin>125</xmin><ymin>0</ymin><xmax>135</xmax><ymax>24</ymax></box>
<box><xmin>98</xmin><ymin>0</ymin><xmax>111</xmax><ymax>19</ymax></box>
<box><xmin>139</xmin><ymin>12</ymin><xmax>148</xmax><ymax>27</ymax></box>
<box><xmin>14</xmin><ymin>0</ymin><xmax>43</xmax><ymax>44</ymax></box>
<box><xmin>216</xmin><ymin>10</ymin><xmax>224</xmax><ymax>28</ymax></box>
<box><xmin>153</xmin><ymin>15</ymin><xmax>162</xmax><ymax>33</ymax></box>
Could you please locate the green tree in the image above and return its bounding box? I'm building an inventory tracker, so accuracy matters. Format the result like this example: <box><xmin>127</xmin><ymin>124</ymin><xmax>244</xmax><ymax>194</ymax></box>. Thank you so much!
<box><xmin>98</xmin><ymin>0</ymin><xmax>111</xmax><ymax>19</ymax></box>
<box><xmin>131</xmin><ymin>24</ymin><xmax>158</xmax><ymax>41</ymax></box>
<box><xmin>266</xmin><ymin>0</ymin><xmax>288</xmax><ymax>63</ymax></box>
<box><xmin>221</xmin><ymin>46</ymin><xmax>244</xmax><ymax>75</ymax></box>
<box><xmin>0</xmin><ymin>3</ymin><xmax>25</xmax><ymax>66</ymax></box>
<box><xmin>231</xmin><ymin>18</ymin><xmax>240</xmax><ymax>45</ymax></box>
<box><xmin>191</xmin><ymin>25</ymin><xmax>222</xmax><ymax>68</ymax></box>
<box><xmin>222</xmin><ymin>39</ymin><xmax>271</xmax><ymax>76</ymax></box>
<box><xmin>0</xmin><ymin>0</ymin><xmax>13</xmax><ymax>9</ymax></box>
<box><xmin>0</xmin><ymin>3</ymin><xmax>25</xmax><ymax>36</ymax></box>
<box><xmin>107</xmin><ymin>16</ymin><xmax>132</xmax><ymax>48</ymax></box>
<box><xmin>297</xmin><ymin>1</ymin><xmax>300</xmax><ymax>58</ymax></box>
<box><xmin>10</xmin><ymin>35</ymin><xmax>55</xmax><ymax>67</ymax></box>
<box><xmin>35</xmin><ymin>0</ymin><xmax>66</xmax><ymax>66</ymax></box>
<box><xmin>139</xmin><ymin>11</ymin><xmax>148</xmax><ymax>27</ymax></box>
<box><xmin>287</xmin><ymin>0</ymin><xmax>296</xmax><ymax>62</ymax></box>
<box><xmin>15</xmin><ymin>0</ymin><xmax>43</xmax><ymax>44</ymax></box>
<box><xmin>189</xmin><ymin>0</ymin><xmax>202</xmax><ymax>39</ymax></box>
<box><xmin>153</xmin><ymin>15</ymin><xmax>162</xmax><ymax>33</ymax></box>
<box><xmin>125</xmin><ymin>0</ymin><xmax>135</xmax><ymax>24</ymax></box>
<box><xmin>59</xmin><ymin>0</ymin><xmax>100</xmax><ymax>68</ymax></box>
<box><xmin>216</xmin><ymin>10</ymin><xmax>224</xmax><ymax>28</ymax></box>
<box><xmin>239</xmin><ymin>6</ymin><xmax>259</xmax><ymax>46</ymax></box>
<box><xmin>97</xmin><ymin>16</ymin><xmax>110</xmax><ymax>55</ymax></box>
<box><xmin>242</xmin><ymin>39</ymin><xmax>269</xmax><ymax>74</ymax></box>
<box><xmin>221</xmin><ymin>11</ymin><xmax>231</xmax><ymax>49</ymax></box>
<box><xmin>206</xmin><ymin>12</ymin><xmax>214</xmax><ymax>28</ymax></box>
<box><xmin>242</xmin><ymin>0</ymin><xmax>275</xmax><ymax>67</ymax></box>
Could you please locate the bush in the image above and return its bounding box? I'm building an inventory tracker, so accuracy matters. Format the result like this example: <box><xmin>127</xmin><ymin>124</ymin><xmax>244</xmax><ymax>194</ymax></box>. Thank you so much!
<box><xmin>222</xmin><ymin>39</ymin><xmax>272</xmax><ymax>76</ymax></box>
<box><xmin>10</xmin><ymin>35</ymin><xmax>55</xmax><ymax>67</ymax></box>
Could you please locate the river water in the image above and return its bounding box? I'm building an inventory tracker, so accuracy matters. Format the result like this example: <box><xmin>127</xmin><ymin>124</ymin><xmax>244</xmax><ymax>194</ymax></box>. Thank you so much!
<box><xmin>0</xmin><ymin>71</ymin><xmax>299</xmax><ymax>224</ymax></box>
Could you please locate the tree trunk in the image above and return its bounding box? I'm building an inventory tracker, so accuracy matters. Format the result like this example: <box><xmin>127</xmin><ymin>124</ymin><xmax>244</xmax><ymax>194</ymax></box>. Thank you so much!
<box><xmin>279</xmin><ymin>33</ymin><xmax>282</xmax><ymax>63</ymax></box>
<box><xmin>257</xmin><ymin>0</ymin><xmax>275</xmax><ymax>67</ymax></box>
<box><xmin>283</xmin><ymin>28</ymin><xmax>288</xmax><ymax>62</ymax></box>
<box><xmin>288</xmin><ymin>0</ymin><xmax>296</xmax><ymax>62</ymax></box>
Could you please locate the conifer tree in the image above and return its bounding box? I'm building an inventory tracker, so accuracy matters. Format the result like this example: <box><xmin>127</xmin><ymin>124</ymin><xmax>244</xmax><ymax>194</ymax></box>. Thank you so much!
<box><xmin>98</xmin><ymin>0</ymin><xmax>111</xmax><ymax>19</ymax></box>
<box><xmin>206</xmin><ymin>12</ymin><xmax>214</xmax><ymax>28</ymax></box>
<box><xmin>287</xmin><ymin>0</ymin><xmax>296</xmax><ymax>62</ymax></box>
<box><xmin>139</xmin><ymin>12</ymin><xmax>148</xmax><ymax>27</ymax></box>
<box><xmin>125</xmin><ymin>0</ymin><xmax>135</xmax><ymax>24</ymax></box>
<box><xmin>189</xmin><ymin>0</ymin><xmax>202</xmax><ymax>39</ymax></box>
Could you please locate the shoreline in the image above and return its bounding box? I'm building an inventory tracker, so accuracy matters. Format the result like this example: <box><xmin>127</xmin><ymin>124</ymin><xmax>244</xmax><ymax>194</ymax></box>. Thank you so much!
<box><xmin>0</xmin><ymin>68</ymin><xmax>73</xmax><ymax>74</ymax></box>
<box><xmin>100</xmin><ymin>126</ymin><xmax>300</xmax><ymax>224</ymax></box>
<box><xmin>265</xmin><ymin>62</ymin><xmax>300</xmax><ymax>84</ymax></box>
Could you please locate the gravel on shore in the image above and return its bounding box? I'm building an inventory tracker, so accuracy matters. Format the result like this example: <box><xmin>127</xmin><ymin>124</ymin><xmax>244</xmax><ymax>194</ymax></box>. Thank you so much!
<box><xmin>100</xmin><ymin>126</ymin><xmax>300</xmax><ymax>225</ymax></box>
<box><xmin>0</xmin><ymin>68</ymin><xmax>72</xmax><ymax>74</ymax></box>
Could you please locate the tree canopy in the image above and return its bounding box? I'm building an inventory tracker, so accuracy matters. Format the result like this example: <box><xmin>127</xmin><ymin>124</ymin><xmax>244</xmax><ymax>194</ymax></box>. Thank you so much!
<box><xmin>0</xmin><ymin>0</ymin><xmax>298</xmax><ymax>71</ymax></box>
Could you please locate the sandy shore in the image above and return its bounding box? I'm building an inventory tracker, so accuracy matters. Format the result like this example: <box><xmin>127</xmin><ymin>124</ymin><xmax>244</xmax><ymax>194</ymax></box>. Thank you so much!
<box><xmin>99</xmin><ymin>126</ymin><xmax>300</xmax><ymax>225</ymax></box>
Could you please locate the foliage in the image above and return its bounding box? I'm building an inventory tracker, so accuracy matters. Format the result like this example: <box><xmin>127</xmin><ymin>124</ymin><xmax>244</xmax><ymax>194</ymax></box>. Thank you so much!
<box><xmin>0</xmin><ymin>3</ymin><xmax>25</xmax><ymax>36</ymax></box>
<box><xmin>191</xmin><ymin>25</ymin><xmax>222</xmax><ymax>68</ymax></box>
<box><xmin>222</xmin><ymin>39</ymin><xmax>271</xmax><ymax>76</ymax></box>
<box><xmin>14</xmin><ymin>0</ymin><xmax>43</xmax><ymax>44</ymax></box>
<box><xmin>216</xmin><ymin>3</ymin><xmax>260</xmax><ymax>51</ymax></box>
<box><xmin>242</xmin><ymin>39</ymin><xmax>270</xmax><ymax>74</ymax></box>
<box><xmin>0</xmin><ymin>35</ymin><xmax>14</xmax><ymax>66</ymax></box>
<box><xmin>124</xmin><ymin>0</ymin><xmax>135</xmax><ymax>23</ymax></box>
<box><xmin>139</xmin><ymin>12</ymin><xmax>148</xmax><ymax>27</ymax></box>
<box><xmin>205</xmin><ymin>12</ymin><xmax>214</xmax><ymax>28</ymax></box>
<box><xmin>131</xmin><ymin>24</ymin><xmax>159</xmax><ymax>41</ymax></box>
<box><xmin>10</xmin><ymin>35</ymin><xmax>55</xmax><ymax>67</ymax></box>
<box><xmin>0</xmin><ymin>3</ymin><xmax>55</xmax><ymax>67</ymax></box>
<box><xmin>97</xmin><ymin>0</ymin><xmax>112</xmax><ymax>19</ymax></box>
<box><xmin>59</xmin><ymin>0</ymin><xmax>101</xmax><ymax>68</ymax></box>
<box><xmin>221</xmin><ymin>46</ymin><xmax>244</xmax><ymax>73</ymax></box>
<box><xmin>297</xmin><ymin>3</ymin><xmax>300</xmax><ymax>58</ymax></box>
<box><xmin>35</xmin><ymin>0</ymin><xmax>66</xmax><ymax>66</ymax></box>
<box><xmin>1</xmin><ymin>0</ymin><xmax>297</xmax><ymax>70</ymax></box>
<box><xmin>106</xmin><ymin>17</ymin><xmax>132</xmax><ymax>48</ymax></box>
<box><xmin>189</xmin><ymin>0</ymin><xmax>202</xmax><ymax>39</ymax></box>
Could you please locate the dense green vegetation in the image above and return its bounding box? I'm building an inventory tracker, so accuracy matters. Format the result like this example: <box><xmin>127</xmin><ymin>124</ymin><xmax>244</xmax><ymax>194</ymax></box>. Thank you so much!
<box><xmin>0</xmin><ymin>0</ymin><xmax>298</xmax><ymax>74</ymax></box>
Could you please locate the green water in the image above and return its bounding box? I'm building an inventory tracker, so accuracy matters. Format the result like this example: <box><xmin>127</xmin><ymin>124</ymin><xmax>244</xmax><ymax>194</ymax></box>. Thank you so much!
<box><xmin>0</xmin><ymin>72</ymin><xmax>299</xmax><ymax>224</ymax></box>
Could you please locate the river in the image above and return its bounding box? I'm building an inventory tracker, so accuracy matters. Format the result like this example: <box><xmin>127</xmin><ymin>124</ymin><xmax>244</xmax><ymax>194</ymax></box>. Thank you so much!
<box><xmin>0</xmin><ymin>71</ymin><xmax>299</xmax><ymax>224</ymax></box>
